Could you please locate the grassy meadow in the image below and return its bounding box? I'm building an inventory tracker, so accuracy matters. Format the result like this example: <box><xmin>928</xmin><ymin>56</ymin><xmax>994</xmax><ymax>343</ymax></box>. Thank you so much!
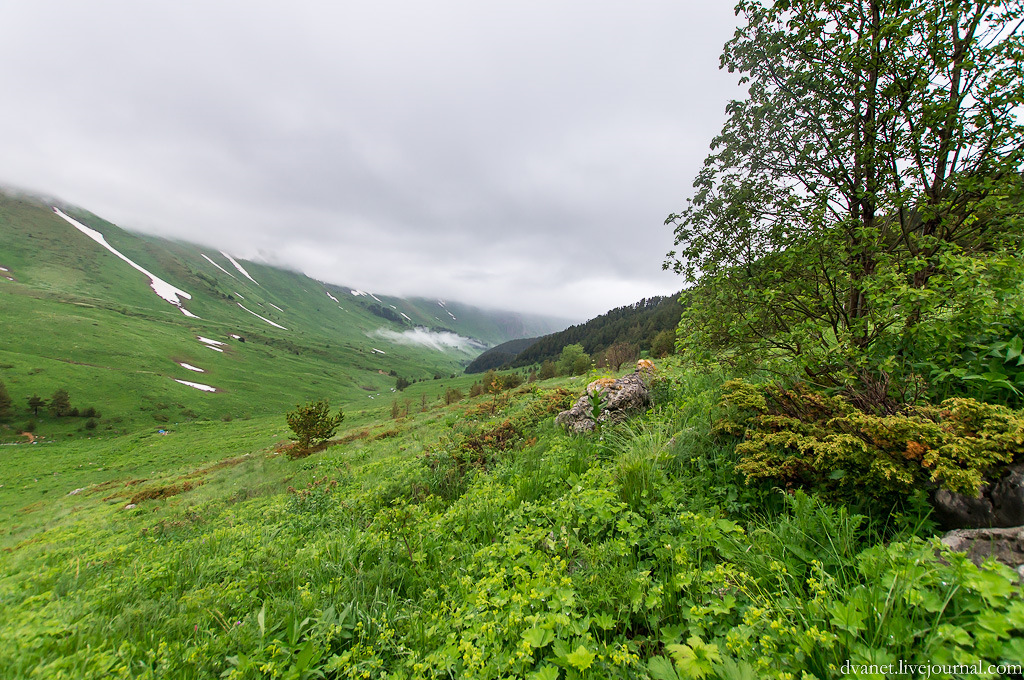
<box><xmin>1</xmin><ymin>362</ymin><xmax>1021</xmax><ymax>679</ymax></box>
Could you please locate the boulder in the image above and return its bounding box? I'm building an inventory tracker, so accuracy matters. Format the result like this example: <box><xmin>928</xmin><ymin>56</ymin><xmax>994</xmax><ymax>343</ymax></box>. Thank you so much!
<box><xmin>933</xmin><ymin>463</ymin><xmax>1024</xmax><ymax>529</ymax></box>
<box><xmin>555</xmin><ymin>372</ymin><xmax>652</xmax><ymax>434</ymax></box>
<box><xmin>941</xmin><ymin>525</ymin><xmax>1024</xmax><ymax>579</ymax></box>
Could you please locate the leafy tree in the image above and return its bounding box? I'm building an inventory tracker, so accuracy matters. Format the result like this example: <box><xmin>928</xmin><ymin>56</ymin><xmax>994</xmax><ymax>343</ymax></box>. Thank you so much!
<box><xmin>650</xmin><ymin>329</ymin><xmax>676</xmax><ymax>359</ymax></box>
<box><xmin>557</xmin><ymin>344</ymin><xmax>591</xmax><ymax>376</ymax></box>
<box><xmin>395</xmin><ymin>376</ymin><xmax>410</xmax><ymax>391</ymax></box>
<box><xmin>538</xmin><ymin>360</ymin><xmax>557</xmax><ymax>380</ymax></box>
<box><xmin>665</xmin><ymin>0</ymin><xmax>1024</xmax><ymax>397</ymax></box>
<box><xmin>285</xmin><ymin>398</ymin><xmax>344</xmax><ymax>449</ymax></box>
<box><xmin>0</xmin><ymin>381</ymin><xmax>12</xmax><ymax>421</ymax></box>
<box><xmin>26</xmin><ymin>395</ymin><xmax>45</xmax><ymax>416</ymax></box>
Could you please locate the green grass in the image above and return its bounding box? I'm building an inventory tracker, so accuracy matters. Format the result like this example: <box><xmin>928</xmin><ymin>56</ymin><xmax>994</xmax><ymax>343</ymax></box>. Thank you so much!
<box><xmin>0</xmin><ymin>363</ymin><xmax>1020</xmax><ymax>679</ymax></box>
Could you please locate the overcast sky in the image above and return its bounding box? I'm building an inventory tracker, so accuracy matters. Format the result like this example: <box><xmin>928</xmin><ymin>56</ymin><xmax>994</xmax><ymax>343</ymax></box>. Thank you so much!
<box><xmin>0</xmin><ymin>0</ymin><xmax>742</xmax><ymax>320</ymax></box>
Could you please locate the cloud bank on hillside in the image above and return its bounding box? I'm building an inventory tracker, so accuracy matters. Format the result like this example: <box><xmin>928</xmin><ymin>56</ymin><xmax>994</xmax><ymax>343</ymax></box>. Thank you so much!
<box><xmin>373</xmin><ymin>327</ymin><xmax>487</xmax><ymax>353</ymax></box>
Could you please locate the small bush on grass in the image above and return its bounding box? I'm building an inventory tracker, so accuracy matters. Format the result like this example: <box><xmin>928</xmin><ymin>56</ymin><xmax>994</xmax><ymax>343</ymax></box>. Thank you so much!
<box><xmin>286</xmin><ymin>398</ymin><xmax>344</xmax><ymax>452</ymax></box>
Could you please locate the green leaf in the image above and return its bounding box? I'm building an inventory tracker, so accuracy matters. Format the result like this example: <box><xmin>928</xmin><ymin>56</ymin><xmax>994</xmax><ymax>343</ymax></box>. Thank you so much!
<box><xmin>968</xmin><ymin>566</ymin><xmax>1015</xmax><ymax>603</ymax></box>
<box><xmin>830</xmin><ymin>601</ymin><xmax>866</xmax><ymax>632</ymax></box>
<box><xmin>523</xmin><ymin>626</ymin><xmax>555</xmax><ymax>649</ymax></box>
<box><xmin>593</xmin><ymin>612</ymin><xmax>615</xmax><ymax>631</ymax></box>
<box><xmin>566</xmin><ymin>645</ymin><xmax>596</xmax><ymax>672</ymax></box>
<box><xmin>529</xmin><ymin>666</ymin><xmax>560</xmax><ymax>680</ymax></box>
<box><xmin>1006</xmin><ymin>335</ymin><xmax>1023</xmax><ymax>360</ymax></box>
<box><xmin>667</xmin><ymin>637</ymin><xmax>721</xmax><ymax>679</ymax></box>
<box><xmin>258</xmin><ymin>602</ymin><xmax>266</xmax><ymax>638</ymax></box>
<box><xmin>976</xmin><ymin>612</ymin><xmax>1013</xmax><ymax>637</ymax></box>
<box><xmin>294</xmin><ymin>640</ymin><xmax>318</xmax><ymax>672</ymax></box>
<box><xmin>647</xmin><ymin>656</ymin><xmax>681</xmax><ymax>680</ymax></box>
<box><xmin>716</xmin><ymin>657</ymin><xmax>759</xmax><ymax>680</ymax></box>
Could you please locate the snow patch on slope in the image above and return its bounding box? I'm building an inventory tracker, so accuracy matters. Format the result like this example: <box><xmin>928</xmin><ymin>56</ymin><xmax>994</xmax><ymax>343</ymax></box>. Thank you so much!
<box><xmin>238</xmin><ymin>303</ymin><xmax>288</xmax><ymax>330</ymax></box>
<box><xmin>54</xmin><ymin>207</ymin><xmax>198</xmax><ymax>317</ymax></box>
<box><xmin>201</xmin><ymin>253</ymin><xmax>236</xmax><ymax>279</ymax></box>
<box><xmin>220</xmin><ymin>251</ymin><xmax>259</xmax><ymax>285</ymax></box>
<box><xmin>174</xmin><ymin>379</ymin><xmax>217</xmax><ymax>392</ymax></box>
<box><xmin>178</xmin><ymin>362</ymin><xmax>205</xmax><ymax>373</ymax></box>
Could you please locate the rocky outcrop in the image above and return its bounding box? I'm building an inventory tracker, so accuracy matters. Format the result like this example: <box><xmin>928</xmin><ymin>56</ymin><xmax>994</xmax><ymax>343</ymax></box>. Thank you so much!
<box><xmin>941</xmin><ymin>526</ymin><xmax>1024</xmax><ymax>580</ymax></box>
<box><xmin>555</xmin><ymin>372</ymin><xmax>652</xmax><ymax>434</ymax></box>
<box><xmin>933</xmin><ymin>463</ymin><xmax>1024</xmax><ymax>529</ymax></box>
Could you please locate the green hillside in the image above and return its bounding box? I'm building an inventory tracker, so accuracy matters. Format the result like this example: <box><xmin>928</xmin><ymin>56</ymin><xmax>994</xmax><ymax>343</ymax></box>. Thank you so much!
<box><xmin>507</xmin><ymin>295</ymin><xmax>683</xmax><ymax>369</ymax></box>
<box><xmin>1</xmin><ymin>361</ymin><xmax>1020</xmax><ymax>679</ymax></box>
<box><xmin>0</xmin><ymin>191</ymin><xmax>566</xmax><ymax>438</ymax></box>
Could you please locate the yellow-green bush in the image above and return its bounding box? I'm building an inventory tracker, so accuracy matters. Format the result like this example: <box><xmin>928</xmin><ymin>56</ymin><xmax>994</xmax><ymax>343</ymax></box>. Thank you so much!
<box><xmin>718</xmin><ymin>380</ymin><xmax>1024</xmax><ymax>499</ymax></box>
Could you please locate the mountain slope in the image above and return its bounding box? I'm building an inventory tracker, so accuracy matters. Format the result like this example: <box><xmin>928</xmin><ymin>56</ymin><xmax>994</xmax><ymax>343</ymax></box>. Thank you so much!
<box><xmin>0</xmin><ymin>191</ymin><xmax>568</xmax><ymax>432</ymax></box>
<box><xmin>464</xmin><ymin>337</ymin><xmax>541</xmax><ymax>374</ymax></box>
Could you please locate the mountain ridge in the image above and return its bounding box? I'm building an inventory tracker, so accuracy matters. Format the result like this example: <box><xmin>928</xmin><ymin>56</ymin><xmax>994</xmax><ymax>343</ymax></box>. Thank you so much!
<box><xmin>0</xmin><ymin>190</ymin><xmax>570</xmax><ymax>431</ymax></box>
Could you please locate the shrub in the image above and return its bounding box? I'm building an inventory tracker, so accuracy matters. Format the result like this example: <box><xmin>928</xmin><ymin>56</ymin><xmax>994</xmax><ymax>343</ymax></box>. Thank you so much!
<box><xmin>286</xmin><ymin>398</ymin><xmax>344</xmax><ymax>450</ymax></box>
<box><xmin>718</xmin><ymin>380</ymin><xmax>1024</xmax><ymax>502</ymax></box>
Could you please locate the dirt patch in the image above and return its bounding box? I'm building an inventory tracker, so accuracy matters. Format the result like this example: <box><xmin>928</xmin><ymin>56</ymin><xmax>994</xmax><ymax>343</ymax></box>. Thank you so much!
<box><xmin>86</xmin><ymin>478</ymin><xmax>149</xmax><ymax>497</ymax></box>
<box><xmin>129</xmin><ymin>480</ymin><xmax>204</xmax><ymax>505</ymax></box>
<box><xmin>461</xmin><ymin>420</ymin><xmax>522</xmax><ymax>455</ymax></box>
<box><xmin>281</xmin><ymin>428</ymin><xmax>373</xmax><ymax>460</ymax></box>
<box><xmin>184</xmin><ymin>454</ymin><xmax>250</xmax><ymax>479</ymax></box>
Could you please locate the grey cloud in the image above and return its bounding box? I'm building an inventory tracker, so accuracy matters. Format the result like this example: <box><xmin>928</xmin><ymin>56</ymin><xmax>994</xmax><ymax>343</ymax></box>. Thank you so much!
<box><xmin>0</xmin><ymin>0</ymin><xmax>741</xmax><ymax>319</ymax></box>
<box><xmin>372</xmin><ymin>327</ymin><xmax>487</xmax><ymax>353</ymax></box>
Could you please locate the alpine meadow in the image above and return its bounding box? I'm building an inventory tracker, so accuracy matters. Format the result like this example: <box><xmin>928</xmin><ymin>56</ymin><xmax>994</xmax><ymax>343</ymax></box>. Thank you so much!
<box><xmin>3</xmin><ymin>1</ymin><xmax>1024</xmax><ymax>679</ymax></box>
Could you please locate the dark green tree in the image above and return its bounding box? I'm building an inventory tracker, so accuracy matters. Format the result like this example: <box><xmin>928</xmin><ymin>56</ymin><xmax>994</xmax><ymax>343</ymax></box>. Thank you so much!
<box><xmin>49</xmin><ymin>389</ymin><xmax>72</xmax><ymax>417</ymax></box>
<box><xmin>0</xmin><ymin>381</ymin><xmax>12</xmax><ymax>421</ymax></box>
<box><xmin>27</xmin><ymin>394</ymin><xmax>45</xmax><ymax>416</ymax></box>
<box><xmin>285</xmin><ymin>398</ymin><xmax>344</xmax><ymax>449</ymax></box>
<box><xmin>650</xmin><ymin>329</ymin><xmax>676</xmax><ymax>359</ymax></box>
<box><xmin>665</xmin><ymin>0</ymin><xmax>1024</xmax><ymax>395</ymax></box>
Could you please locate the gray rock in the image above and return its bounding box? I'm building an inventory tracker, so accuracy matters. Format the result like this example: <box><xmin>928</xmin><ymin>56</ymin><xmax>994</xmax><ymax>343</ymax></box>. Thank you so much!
<box><xmin>941</xmin><ymin>525</ymin><xmax>1024</xmax><ymax>574</ymax></box>
<box><xmin>933</xmin><ymin>463</ymin><xmax>1024</xmax><ymax>529</ymax></box>
<box><xmin>555</xmin><ymin>372</ymin><xmax>652</xmax><ymax>435</ymax></box>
